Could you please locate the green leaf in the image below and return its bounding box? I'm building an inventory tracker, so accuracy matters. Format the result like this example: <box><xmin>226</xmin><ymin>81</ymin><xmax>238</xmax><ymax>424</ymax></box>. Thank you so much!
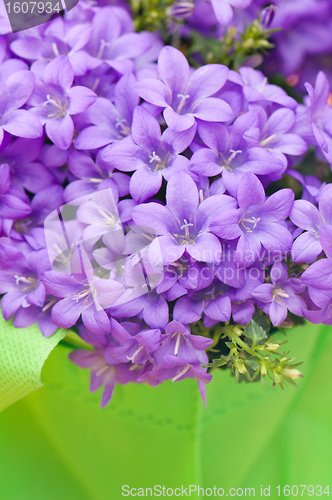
<box><xmin>202</xmin><ymin>355</ymin><xmax>230</xmax><ymax>368</ymax></box>
<box><xmin>252</xmin><ymin>311</ymin><xmax>271</xmax><ymax>333</ymax></box>
<box><xmin>243</xmin><ymin>319</ymin><xmax>267</xmax><ymax>345</ymax></box>
<box><xmin>245</xmin><ymin>358</ymin><xmax>260</xmax><ymax>371</ymax></box>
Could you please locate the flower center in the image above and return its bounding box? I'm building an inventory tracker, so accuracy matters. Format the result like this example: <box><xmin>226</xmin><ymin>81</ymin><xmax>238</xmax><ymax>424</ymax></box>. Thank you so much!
<box><xmin>239</xmin><ymin>213</ymin><xmax>261</xmax><ymax>233</ymax></box>
<box><xmin>44</xmin><ymin>94</ymin><xmax>69</xmax><ymax>120</ymax></box>
<box><xmin>98</xmin><ymin>209</ymin><xmax>118</xmax><ymax>228</ymax></box>
<box><xmin>272</xmin><ymin>287</ymin><xmax>289</xmax><ymax>304</ymax></box>
<box><xmin>221</xmin><ymin>149</ymin><xmax>242</xmax><ymax>171</ymax></box>
<box><xmin>115</xmin><ymin>118</ymin><xmax>131</xmax><ymax>138</ymax></box>
<box><xmin>176</xmin><ymin>93</ymin><xmax>190</xmax><ymax>114</ymax></box>
<box><xmin>14</xmin><ymin>275</ymin><xmax>37</xmax><ymax>291</ymax></box>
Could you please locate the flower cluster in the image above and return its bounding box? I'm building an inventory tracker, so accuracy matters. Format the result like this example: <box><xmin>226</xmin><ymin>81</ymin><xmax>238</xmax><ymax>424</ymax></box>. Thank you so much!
<box><xmin>0</xmin><ymin>0</ymin><xmax>332</xmax><ymax>407</ymax></box>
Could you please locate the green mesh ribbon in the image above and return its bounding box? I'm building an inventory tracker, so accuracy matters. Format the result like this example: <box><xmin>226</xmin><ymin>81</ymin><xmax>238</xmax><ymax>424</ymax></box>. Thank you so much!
<box><xmin>0</xmin><ymin>320</ymin><xmax>331</xmax><ymax>499</ymax></box>
<box><xmin>0</xmin><ymin>311</ymin><xmax>66</xmax><ymax>412</ymax></box>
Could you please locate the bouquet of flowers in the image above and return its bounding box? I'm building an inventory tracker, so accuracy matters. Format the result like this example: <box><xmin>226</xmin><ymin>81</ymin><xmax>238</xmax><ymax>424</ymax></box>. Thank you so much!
<box><xmin>1</xmin><ymin>0</ymin><xmax>332</xmax><ymax>412</ymax></box>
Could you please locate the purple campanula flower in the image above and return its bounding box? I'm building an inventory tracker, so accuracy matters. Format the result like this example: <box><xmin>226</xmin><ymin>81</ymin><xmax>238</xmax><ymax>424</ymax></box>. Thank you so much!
<box><xmin>13</xmin><ymin>295</ymin><xmax>58</xmax><ymax>338</ymax></box>
<box><xmin>290</xmin><ymin>185</ymin><xmax>332</xmax><ymax>262</ymax></box>
<box><xmin>74</xmin><ymin>73</ymin><xmax>138</xmax><ymax>150</ymax></box>
<box><xmin>210</xmin><ymin>172</ymin><xmax>294</xmax><ymax>267</ymax></box>
<box><xmin>69</xmin><ymin>348</ymin><xmax>136</xmax><ymax>407</ymax></box>
<box><xmin>108</xmin><ymin>321</ymin><xmax>162</xmax><ymax>365</ymax></box>
<box><xmin>102</xmin><ymin>106</ymin><xmax>196</xmax><ymax>203</ymax></box>
<box><xmin>238</xmin><ymin>66</ymin><xmax>297</xmax><ymax>110</ymax></box>
<box><xmin>0</xmin><ymin>244</ymin><xmax>50</xmax><ymax>321</ymax></box>
<box><xmin>189</xmin><ymin>113</ymin><xmax>284</xmax><ymax>197</ymax></box>
<box><xmin>135</xmin><ymin>46</ymin><xmax>232</xmax><ymax>132</ymax></box>
<box><xmin>0</xmin><ymin>70</ymin><xmax>42</xmax><ymax>145</ymax></box>
<box><xmin>305</xmin><ymin>71</ymin><xmax>332</xmax><ymax>166</ymax></box>
<box><xmin>252</xmin><ymin>261</ymin><xmax>306</xmax><ymax>326</ymax></box>
<box><xmin>10</xmin><ymin>185</ymin><xmax>64</xmax><ymax>251</ymax></box>
<box><xmin>43</xmin><ymin>248</ymin><xmax>125</xmax><ymax>334</ymax></box>
<box><xmin>244</xmin><ymin>107</ymin><xmax>308</xmax><ymax>169</ymax></box>
<box><xmin>82</xmin><ymin>6</ymin><xmax>152</xmax><ymax>74</ymax></box>
<box><xmin>0</xmin><ymin>164</ymin><xmax>31</xmax><ymax>236</ymax></box>
<box><xmin>132</xmin><ymin>171</ymin><xmax>238</xmax><ymax>266</ymax></box>
<box><xmin>152</xmin><ymin>354</ymin><xmax>212</xmax><ymax>407</ymax></box>
<box><xmin>260</xmin><ymin>4</ymin><xmax>277</xmax><ymax>29</ymax></box>
<box><xmin>28</xmin><ymin>56</ymin><xmax>97</xmax><ymax>150</ymax></box>
<box><xmin>301</xmin><ymin>224</ymin><xmax>332</xmax><ymax>291</ymax></box>
<box><xmin>10</xmin><ymin>17</ymin><xmax>94</xmax><ymax>76</ymax></box>
<box><xmin>0</xmin><ymin>135</ymin><xmax>57</xmax><ymax>194</ymax></box>
<box><xmin>209</xmin><ymin>0</ymin><xmax>252</xmax><ymax>26</ymax></box>
<box><xmin>63</xmin><ymin>150</ymin><xmax>129</xmax><ymax>203</ymax></box>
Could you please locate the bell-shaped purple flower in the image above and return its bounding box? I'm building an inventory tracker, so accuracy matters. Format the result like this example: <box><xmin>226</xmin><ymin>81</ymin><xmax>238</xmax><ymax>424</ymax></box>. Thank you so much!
<box><xmin>69</xmin><ymin>348</ymin><xmax>136</xmax><ymax>407</ymax></box>
<box><xmin>135</xmin><ymin>46</ymin><xmax>232</xmax><ymax>132</ymax></box>
<box><xmin>43</xmin><ymin>248</ymin><xmax>125</xmax><ymax>335</ymax></box>
<box><xmin>252</xmin><ymin>261</ymin><xmax>306</xmax><ymax>326</ymax></box>
<box><xmin>28</xmin><ymin>55</ymin><xmax>97</xmax><ymax>150</ymax></box>
<box><xmin>132</xmin><ymin>171</ymin><xmax>237</xmax><ymax>266</ymax></box>
<box><xmin>102</xmin><ymin>106</ymin><xmax>196</xmax><ymax>203</ymax></box>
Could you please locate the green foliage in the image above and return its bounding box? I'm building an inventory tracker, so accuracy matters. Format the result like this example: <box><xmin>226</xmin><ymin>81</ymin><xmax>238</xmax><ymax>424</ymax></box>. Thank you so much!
<box><xmin>202</xmin><ymin>318</ymin><xmax>304</xmax><ymax>390</ymax></box>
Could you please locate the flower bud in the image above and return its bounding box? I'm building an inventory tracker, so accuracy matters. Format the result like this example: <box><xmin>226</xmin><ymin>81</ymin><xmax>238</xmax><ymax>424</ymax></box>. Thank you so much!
<box><xmin>167</xmin><ymin>1</ymin><xmax>194</xmax><ymax>20</ymax></box>
<box><xmin>265</xmin><ymin>343</ymin><xmax>279</xmax><ymax>351</ymax></box>
<box><xmin>261</xmin><ymin>364</ymin><xmax>267</xmax><ymax>376</ymax></box>
<box><xmin>261</xmin><ymin>5</ymin><xmax>277</xmax><ymax>29</ymax></box>
<box><xmin>283</xmin><ymin>369</ymin><xmax>303</xmax><ymax>380</ymax></box>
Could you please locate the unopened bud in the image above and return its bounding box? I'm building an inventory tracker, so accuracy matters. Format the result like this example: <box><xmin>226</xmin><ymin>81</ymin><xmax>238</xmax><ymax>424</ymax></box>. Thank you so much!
<box><xmin>167</xmin><ymin>1</ymin><xmax>194</xmax><ymax>20</ymax></box>
<box><xmin>266</xmin><ymin>343</ymin><xmax>279</xmax><ymax>351</ymax></box>
<box><xmin>283</xmin><ymin>369</ymin><xmax>303</xmax><ymax>380</ymax></box>
<box><xmin>236</xmin><ymin>361</ymin><xmax>247</xmax><ymax>374</ymax></box>
<box><xmin>261</xmin><ymin>364</ymin><xmax>267</xmax><ymax>376</ymax></box>
<box><xmin>233</xmin><ymin>327</ymin><xmax>242</xmax><ymax>336</ymax></box>
<box><xmin>261</xmin><ymin>4</ymin><xmax>277</xmax><ymax>29</ymax></box>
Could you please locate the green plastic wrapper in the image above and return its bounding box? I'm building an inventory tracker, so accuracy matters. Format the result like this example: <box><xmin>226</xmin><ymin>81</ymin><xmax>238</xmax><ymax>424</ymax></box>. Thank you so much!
<box><xmin>0</xmin><ymin>316</ymin><xmax>331</xmax><ymax>499</ymax></box>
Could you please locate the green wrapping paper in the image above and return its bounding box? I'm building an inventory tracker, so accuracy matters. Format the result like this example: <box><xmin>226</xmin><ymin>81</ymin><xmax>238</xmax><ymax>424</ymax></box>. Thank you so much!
<box><xmin>0</xmin><ymin>320</ymin><xmax>331</xmax><ymax>499</ymax></box>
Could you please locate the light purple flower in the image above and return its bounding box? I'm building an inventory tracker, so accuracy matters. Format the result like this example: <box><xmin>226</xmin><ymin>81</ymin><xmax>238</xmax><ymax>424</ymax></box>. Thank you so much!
<box><xmin>252</xmin><ymin>261</ymin><xmax>306</xmax><ymax>326</ymax></box>
<box><xmin>43</xmin><ymin>248</ymin><xmax>124</xmax><ymax>334</ymax></box>
<box><xmin>132</xmin><ymin>171</ymin><xmax>237</xmax><ymax>266</ymax></box>
<box><xmin>135</xmin><ymin>46</ymin><xmax>232</xmax><ymax>132</ymax></box>
<box><xmin>0</xmin><ymin>70</ymin><xmax>42</xmax><ymax>145</ymax></box>
<box><xmin>28</xmin><ymin>55</ymin><xmax>97</xmax><ymax>150</ymax></box>
<box><xmin>69</xmin><ymin>348</ymin><xmax>136</xmax><ymax>407</ymax></box>
<box><xmin>102</xmin><ymin>106</ymin><xmax>196</xmax><ymax>202</ymax></box>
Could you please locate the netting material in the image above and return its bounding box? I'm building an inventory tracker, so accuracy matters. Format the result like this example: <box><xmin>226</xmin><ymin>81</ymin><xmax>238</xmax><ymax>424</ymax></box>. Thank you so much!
<box><xmin>0</xmin><ymin>312</ymin><xmax>66</xmax><ymax>412</ymax></box>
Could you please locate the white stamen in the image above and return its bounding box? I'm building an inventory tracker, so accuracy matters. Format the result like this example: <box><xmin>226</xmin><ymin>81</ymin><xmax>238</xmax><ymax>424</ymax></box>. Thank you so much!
<box><xmin>172</xmin><ymin>364</ymin><xmax>191</xmax><ymax>382</ymax></box>
<box><xmin>174</xmin><ymin>332</ymin><xmax>182</xmax><ymax>355</ymax></box>
<box><xmin>127</xmin><ymin>345</ymin><xmax>144</xmax><ymax>362</ymax></box>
